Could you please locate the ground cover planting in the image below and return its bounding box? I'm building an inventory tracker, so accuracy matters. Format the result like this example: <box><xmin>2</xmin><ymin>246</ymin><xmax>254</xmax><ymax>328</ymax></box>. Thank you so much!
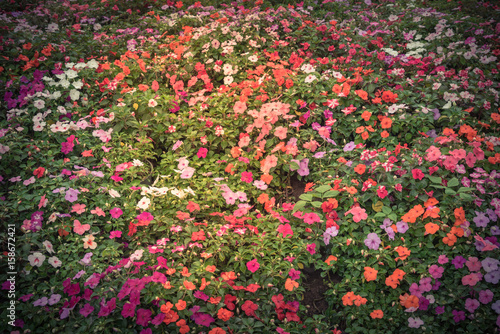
<box><xmin>1</xmin><ymin>0</ymin><xmax>499</xmax><ymax>333</ymax></box>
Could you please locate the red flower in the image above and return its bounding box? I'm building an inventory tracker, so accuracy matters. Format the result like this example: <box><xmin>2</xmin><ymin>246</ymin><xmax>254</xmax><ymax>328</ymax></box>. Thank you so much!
<box><xmin>33</xmin><ymin>167</ymin><xmax>45</xmax><ymax>178</ymax></box>
<box><xmin>411</xmin><ymin>168</ymin><xmax>425</xmax><ymax>180</ymax></box>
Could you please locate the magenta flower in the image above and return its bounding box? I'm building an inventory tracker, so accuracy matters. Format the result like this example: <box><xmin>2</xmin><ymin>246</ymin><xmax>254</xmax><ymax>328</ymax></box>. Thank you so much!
<box><xmin>289</xmin><ymin>268</ymin><xmax>301</xmax><ymax>280</ymax></box>
<box><xmin>121</xmin><ymin>302</ymin><xmax>136</xmax><ymax>318</ymax></box>
<box><xmin>110</xmin><ymin>231</ymin><xmax>122</xmax><ymax>239</ymax></box>
<box><xmin>277</xmin><ymin>224</ymin><xmax>293</xmax><ymax>238</ymax></box>
<box><xmin>306</xmin><ymin>243</ymin><xmax>316</xmax><ymax>255</ymax></box>
<box><xmin>110</xmin><ymin>207</ymin><xmax>123</xmax><ymax>218</ymax></box>
<box><xmin>411</xmin><ymin>168</ymin><xmax>425</xmax><ymax>180</ymax></box>
<box><xmin>136</xmin><ymin>308</ymin><xmax>151</xmax><ymax>326</ymax></box>
<box><xmin>197</xmin><ymin>147</ymin><xmax>208</xmax><ymax>158</ymax></box>
<box><xmin>429</xmin><ymin>265</ymin><xmax>444</xmax><ymax>279</ymax></box>
<box><xmin>479</xmin><ymin>289</ymin><xmax>493</xmax><ymax>304</ymax></box>
<box><xmin>465</xmin><ymin>298</ymin><xmax>480</xmax><ymax>313</ymax></box>
<box><xmin>79</xmin><ymin>303</ymin><xmax>94</xmax><ymax>317</ymax></box>
<box><xmin>241</xmin><ymin>171</ymin><xmax>253</xmax><ymax>183</ymax></box>
<box><xmin>246</xmin><ymin>259</ymin><xmax>260</xmax><ymax>273</ymax></box>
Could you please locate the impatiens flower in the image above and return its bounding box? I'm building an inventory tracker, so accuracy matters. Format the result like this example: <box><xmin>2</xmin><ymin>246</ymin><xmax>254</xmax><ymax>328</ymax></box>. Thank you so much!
<box><xmin>83</xmin><ymin>235</ymin><xmax>97</xmax><ymax>249</ymax></box>
<box><xmin>303</xmin><ymin>212</ymin><xmax>320</xmax><ymax>225</ymax></box>
<box><xmin>33</xmin><ymin>297</ymin><xmax>48</xmax><ymax>307</ymax></box>
<box><xmin>411</xmin><ymin>169</ymin><xmax>425</xmax><ymax>180</ymax></box>
<box><xmin>48</xmin><ymin>294</ymin><xmax>61</xmax><ymax>305</ymax></box>
<box><xmin>48</xmin><ymin>256</ymin><xmax>62</xmax><ymax>268</ymax></box>
<box><xmin>479</xmin><ymin>290</ymin><xmax>494</xmax><ymax>304</ymax></box>
<box><xmin>28</xmin><ymin>252</ymin><xmax>45</xmax><ymax>267</ymax></box>
<box><xmin>137</xmin><ymin>197</ymin><xmax>150</xmax><ymax>210</ymax></box>
<box><xmin>110</xmin><ymin>231</ymin><xmax>122</xmax><ymax>239</ymax></box>
<box><xmin>377</xmin><ymin>186</ymin><xmax>388</xmax><ymax>199</ymax></box>
<box><xmin>306</xmin><ymin>243</ymin><xmax>316</xmax><ymax>255</ymax></box>
<box><xmin>396</xmin><ymin>221</ymin><xmax>409</xmax><ymax>234</ymax></box>
<box><xmin>277</xmin><ymin>224</ymin><xmax>293</xmax><ymax>238</ymax></box>
<box><xmin>180</xmin><ymin>167</ymin><xmax>195</xmax><ymax>179</ymax></box>
<box><xmin>241</xmin><ymin>172</ymin><xmax>253</xmax><ymax>183</ymax></box>
<box><xmin>289</xmin><ymin>268</ymin><xmax>301</xmax><ymax>280</ymax></box>
<box><xmin>465</xmin><ymin>298</ymin><xmax>480</xmax><ymax>313</ymax></box>
<box><xmin>473</xmin><ymin>211</ymin><xmax>490</xmax><ymax>228</ymax></box>
<box><xmin>110</xmin><ymin>207</ymin><xmax>123</xmax><ymax>218</ymax></box>
<box><xmin>65</xmin><ymin>188</ymin><xmax>80</xmax><ymax>202</ymax></box>
<box><xmin>364</xmin><ymin>233</ymin><xmax>381</xmax><ymax>250</ymax></box>
<box><xmin>345</xmin><ymin>207</ymin><xmax>368</xmax><ymax>222</ymax></box>
<box><xmin>197</xmin><ymin>147</ymin><xmax>208</xmax><ymax>158</ymax></box>
<box><xmin>429</xmin><ymin>265</ymin><xmax>444</xmax><ymax>279</ymax></box>
<box><xmin>408</xmin><ymin>317</ymin><xmax>424</xmax><ymax>328</ymax></box>
<box><xmin>246</xmin><ymin>259</ymin><xmax>260</xmax><ymax>273</ymax></box>
<box><xmin>323</xmin><ymin>226</ymin><xmax>339</xmax><ymax>245</ymax></box>
<box><xmin>43</xmin><ymin>240</ymin><xmax>54</xmax><ymax>254</ymax></box>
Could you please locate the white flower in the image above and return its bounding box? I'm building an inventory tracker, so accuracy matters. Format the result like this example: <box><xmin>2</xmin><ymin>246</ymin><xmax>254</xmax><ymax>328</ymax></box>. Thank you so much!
<box><xmin>57</xmin><ymin>106</ymin><xmax>67</xmax><ymax>114</ymax></box>
<box><xmin>304</xmin><ymin>74</ymin><xmax>317</xmax><ymax>83</ymax></box>
<box><xmin>109</xmin><ymin>189</ymin><xmax>121</xmax><ymax>198</ymax></box>
<box><xmin>48</xmin><ymin>256</ymin><xmax>62</xmax><ymax>268</ymax></box>
<box><xmin>69</xmin><ymin>89</ymin><xmax>80</xmax><ymax>101</ymax></box>
<box><xmin>43</xmin><ymin>241</ymin><xmax>55</xmax><ymax>254</ymax></box>
<box><xmin>72</xmin><ymin>80</ymin><xmax>83</xmax><ymax>89</ymax></box>
<box><xmin>94</xmin><ymin>23</ymin><xmax>102</xmax><ymax>30</ymax></box>
<box><xmin>33</xmin><ymin>122</ymin><xmax>45</xmax><ymax>131</ymax></box>
<box><xmin>148</xmin><ymin>99</ymin><xmax>158</xmax><ymax>107</ymax></box>
<box><xmin>51</xmin><ymin>91</ymin><xmax>61</xmax><ymax>99</ymax></box>
<box><xmin>132</xmin><ymin>159</ymin><xmax>143</xmax><ymax>167</ymax></box>
<box><xmin>65</xmin><ymin>69</ymin><xmax>78</xmax><ymax>79</ymax></box>
<box><xmin>28</xmin><ymin>252</ymin><xmax>46</xmax><ymax>267</ymax></box>
<box><xmin>137</xmin><ymin>197</ymin><xmax>151</xmax><ymax>210</ymax></box>
<box><xmin>59</xmin><ymin>79</ymin><xmax>70</xmax><ymax>89</ymax></box>
<box><xmin>87</xmin><ymin>59</ymin><xmax>99</xmax><ymax>69</ymax></box>
<box><xmin>47</xmin><ymin>23</ymin><xmax>59</xmax><ymax>32</ymax></box>
<box><xmin>33</xmin><ymin>100</ymin><xmax>45</xmax><ymax>109</ymax></box>
<box><xmin>223</xmin><ymin>76</ymin><xmax>234</xmax><ymax>85</ymax></box>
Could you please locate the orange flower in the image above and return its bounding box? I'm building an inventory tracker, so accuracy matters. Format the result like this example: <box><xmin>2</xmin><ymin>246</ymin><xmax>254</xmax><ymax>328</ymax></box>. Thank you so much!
<box><xmin>361</xmin><ymin>110</ymin><xmax>372</xmax><ymax>121</ymax></box>
<box><xmin>454</xmin><ymin>207</ymin><xmax>465</xmax><ymax>226</ymax></box>
<box><xmin>400</xmin><ymin>293</ymin><xmax>419</xmax><ymax>309</ymax></box>
<box><xmin>257</xmin><ymin>193</ymin><xmax>269</xmax><ymax>204</ymax></box>
<box><xmin>356</xmin><ymin>126</ymin><xmax>365</xmax><ymax>134</ymax></box>
<box><xmin>261</xmin><ymin>173</ymin><xmax>273</xmax><ymax>184</ymax></box>
<box><xmin>380</xmin><ymin>130</ymin><xmax>389</xmax><ymax>138</ymax></box>
<box><xmin>354</xmin><ymin>296</ymin><xmax>367</xmax><ymax>306</ymax></box>
<box><xmin>394</xmin><ymin>246</ymin><xmax>411</xmax><ymax>261</ymax></box>
<box><xmin>354</xmin><ymin>164</ymin><xmax>366</xmax><ymax>175</ymax></box>
<box><xmin>443</xmin><ymin>232</ymin><xmax>457</xmax><ymax>246</ymax></box>
<box><xmin>345</xmin><ymin>186</ymin><xmax>357</xmax><ymax>194</ymax></box>
<box><xmin>225</xmin><ymin>163</ymin><xmax>235</xmax><ymax>175</ymax></box>
<box><xmin>209</xmin><ymin>296</ymin><xmax>222</xmax><ymax>304</ymax></box>
<box><xmin>163</xmin><ymin>310</ymin><xmax>179</xmax><ymax>325</ymax></box>
<box><xmin>230</xmin><ymin>146</ymin><xmax>241</xmax><ymax>158</ymax></box>
<box><xmin>221</xmin><ymin>271</ymin><xmax>237</xmax><ymax>281</ymax></box>
<box><xmin>175</xmin><ymin>299</ymin><xmax>186</xmax><ymax>311</ymax></box>
<box><xmin>325</xmin><ymin>255</ymin><xmax>337</xmax><ymax>266</ymax></box>
<box><xmin>217</xmin><ymin>308</ymin><xmax>234</xmax><ymax>321</ymax></box>
<box><xmin>163</xmin><ymin>281</ymin><xmax>172</xmax><ymax>289</ymax></box>
<box><xmin>370</xmin><ymin>310</ymin><xmax>383</xmax><ymax>319</ymax></box>
<box><xmin>176</xmin><ymin>319</ymin><xmax>189</xmax><ymax>334</ymax></box>
<box><xmin>160</xmin><ymin>302</ymin><xmax>173</xmax><ymax>313</ymax></box>
<box><xmin>364</xmin><ymin>267</ymin><xmax>378</xmax><ymax>282</ymax></box>
<box><xmin>200</xmin><ymin>278</ymin><xmax>210</xmax><ymax>290</ymax></box>
<box><xmin>380</xmin><ymin>117</ymin><xmax>392</xmax><ymax>129</ymax></box>
<box><xmin>355</xmin><ymin>90</ymin><xmax>368</xmax><ymax>100</ymax></box>
<box><xmin>342</xmin><ymin>291</ymin><xmax>356</xmax><ymax>306</ymax></box>
<box><xmin>183</xmin><ymin>280</ymin><xmax>196</xmax><ymax>290</ymax></box>
<box><xmin>401</xmin><ymin>205</ymin><xmax>424</xmax><ymax>223</ymax></box>
<box><xmin>206</xmin><ymin>265</ymin><xmax>216</xmax><ymax>273</ymax></box>
<box><xmin>361</xmin><ymin>131</ymin><xmax>369</xmax><ymax>140</ymax></box>
<box><xmin>285</xmin><ymin>278</ymin><xmax>299</xmax><ymax>291</ymax></box>
<box><xmin>451</xmin><ymin>226</ymin><xmax>464</xmax><ymax>237</ymax></box>
<box><xmin>209</xmin><ymin>328</ymin><xmax>227</xmax><ymax>334</ymax></box>
<box><xmin>393</xmin><ymin>268</ymin><xmax>406</xmax><ymax>280</ymax></box>
<box><xmin>424</xmin><ymin>223</ymin><xmax>440</xmax><ymax>235</ymax></box>
<box><xmin>166</xmin><ymin>267</ymin><xmax>176</xmax><ymax>275</ymax></box>
<box><xmin>181</xmin><ymin>266</ymin><xmax>191</xmax><ymax>277</ymax></box>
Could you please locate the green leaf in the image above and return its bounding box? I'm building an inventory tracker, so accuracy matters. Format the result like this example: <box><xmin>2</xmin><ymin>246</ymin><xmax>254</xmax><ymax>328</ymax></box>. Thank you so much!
<box><xmin>311</xmin><ymin>201</ymin><xmax>322</xmax><ymax>208</ymax></box>
<box><xmin>459</xmin><ymin>193</ymin><xmax>473</xmax><ymax>201</ymax></box>
<box><xmin>293</xmin><ymin>200</ymin><xmax>306</xmax><ymax>212</ymax></box>
<box><xmin>447</xmin><ymin>178</ymin><xmax>459</xmax><ymax>187</ymax></box>
<box><xmin>299</xmin><ymin>193</ymin><xmax>313</xmax><ymax>202</ymax></box>
<box><xmin>323</xmin><ymin>190</ymin><xmax>339</xmax><ymax>198</ymax></box>
<box><xmin>315</xmin><ymin>185</ymin><xmax>331</xmax><ymax>193</ymax></box>
<box><xmin>428</xmin><ymin>175</ymin><xmax>442</xmax><ymax>183</ymax></box>
<box><xmin>445</xmin><ymin>188</ymin><xmax>456</xmax><ymax>195</ymax></box>
<box><xmin>290</xmin><ymin>161</ymin><xmax>300</xmax><ymax>171</ymax></box>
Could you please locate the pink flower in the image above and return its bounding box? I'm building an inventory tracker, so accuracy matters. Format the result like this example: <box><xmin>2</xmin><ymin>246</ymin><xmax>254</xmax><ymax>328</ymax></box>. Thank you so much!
<box><xmin>180</xmin><ymin>167</ymin><xmax>195</xmax><ymax>179</ymax></box>
<box><xmin>395</xmin><ymin>184</ymin><xmax>402</xmax><ymax>191</ymax></box>
<box><xmin>429</xmin><ymin>265</ymin><xmax>444</xmax><ymax>279</ymax></box>
<box><xmin>197</xmin><ymin>147</ymin><xmax>208</xmax><ymax>159</ymax></box>
<box><xmin>303</xmin><ymin>212</ymin><xmax>320</xmax><ymax>225</ymax></box>
<box><xmin>246</xmin><ymin>259</ymin><xmax>260</xmax><ymax>273</ymax></box>
<box><xmin>91</xmin><ymin>207</ymin><xmax>105</xmax><ymax>217</ymax></box>
<box><xmin>306</xmin><ymin>243</ymin><xmax>316</xmax><ymax>255</ymax></box>
<box><xmin>110</xmin><ymin>207</ymin><xmax>123</xmax><ymax>219</ymax></box>
<box><xmin>462</xmin><ymin>273</ymin><xmax>481</xmax><ymax>286</ymax></box>
<box><xmin>411</xmin><ymin>169</ymin><xmax>425</xmax><ymax>180</ymax></box>
<box><xmin>110</xmin><ymin>231</ymin><xmax>122</xmax><ymax>239</ymax></box>
<box><xmin>345</xmin><ymin>207</ymin><xmax>368</xmax><ymax>222</ymax></box>
<box><xmin>377</xmin><ymin>186</ymin><xmax>388</xmax><ymax>199</ymax></box>
<box><xmin>241</xmin><ymin>172</ymin><xmax>253</xmax><ymax>183</ymax></box>
<box><xmin>277</xmin><ymin>223</ymin><xmax>293</xmax><ymax>238</ymax></box>
<box><xmin>71</xmin><ymin>203</ymin><xmax>86</xmax><ymax>214</ymax></box>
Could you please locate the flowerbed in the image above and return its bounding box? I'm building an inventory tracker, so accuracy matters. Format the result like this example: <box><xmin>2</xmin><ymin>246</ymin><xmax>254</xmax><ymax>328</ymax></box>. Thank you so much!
<box><xmin>1</xmin><ymin>0</ymin><xmax>499</xmax><ymax>333</ymax></box>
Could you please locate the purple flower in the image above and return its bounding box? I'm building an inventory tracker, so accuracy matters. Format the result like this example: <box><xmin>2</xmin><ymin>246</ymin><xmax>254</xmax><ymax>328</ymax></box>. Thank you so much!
<box><xmin>364</xmin><ymin>233</ymin><xmax>381</xmax><ymax>250</ymax></box>
<box><xmin>151</xmin><ymin>313</ymin><xmax>165</xmax><ymax>326</ymax></box>
<box><xmin>33</xmin><ymin>297</ymin><xmax>48</xmax><ymax>306</ymax></box>
<box><xmin>30</xmin><ymin>211</ymin><xmax>43</xmax><ymax>231</ymax></box>
<box><xmin>492</xmin><ymin>300</ymin><xmax>500</xmax><ymax>314</ymax></box>
<box><xmin>396</xmin><ymin>221</ymin><xmax>409</xmax><ymax>234</ymax></box>
<box><xmin>482</xmin><ymin>257</ymin><xmax>499</xmax><ymax>272</ymax></box>
<box><xmin>452</xmin><ymin>256</ymin><xmax>466</xmax><ymax>269</ymax></box>
<box><xmin>419</xmin><ymin>277</ymin><xmax>432</xmax><ymax>292</ymax></box>
<box><xmin>435</xmin><ymin>306</ymin><xmax>445</xmax><ymax>314</ymax></box>
<box><xmin>409</xmin><ymin>283</ymin><xmax>421</xmax><ymax>298</ymax></box>
<box><xmin>473</xmin><ymin>211</ymin><xmax>490</xmax><ymax>227</ymax></box>
<box><xmin>479</xmin><ymin>290</ymin><xmax>494</xmax><ymax>304</ymax></box>
<box><xmin>487</xmin><ymin>209</ymin><xmax>498</xmax><ymax>222</ymax></box>
<box><xmin>193</xmin><ymin>312</ymin><xmax>215</xmax><ymax>327</ymax></box>
<box><xmin>323</xmin><ymin>226</ymin><xmax>338</xmax><ymax>245</ymax></box>
<box><xmin>65</xmin><ymin>188</ymin><xmax>80</xmax><ymax>203</ymax></box>
<box><xmin>408</xmin><ymin>317</ymin><xmax>424</xmax><ymax>328</ymax></box>
<box><xmin>48</xmin><ymin>294</ymin><xmax>61</xmax><ymax>305</ymax></box>
<box><xmin>418</xmin><ymin>297</ymin><xmax>429</xmax><ymax>311</ymax></box>
<box><xmin>297</xmin><ymin>158</ymin><xmax>309</xmax><ymax>176</ymax></box>
<box><xmin>465</xmin><ymin>298</ymin><xmax>480</xmax><ymax>313</ymax></box>
<box><xmin>484</xmin><ymin>270</ymin><xmax>500</xmax><ymax>284</ymax></box>
<box><xmin>79</xmin><ymin>252</ymin><xmax>93</xmax><ymax>266</ymax></box>
<box><xmin>452</xmin><ymin>310</ymin><xmax>466</xmax><ymax>322</ymax></box>
<box><xmin>343</xmin><ymin>141</ymin><xmax>356</xmax><ymax>152</ymax></box>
